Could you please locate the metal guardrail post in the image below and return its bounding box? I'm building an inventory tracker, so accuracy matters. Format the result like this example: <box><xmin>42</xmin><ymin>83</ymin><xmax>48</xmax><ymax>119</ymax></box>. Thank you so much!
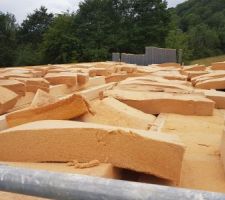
<box><xmin>0</xmin><ymin>165</ymin><xmax>224</xmax><ymax>200</ymax></box>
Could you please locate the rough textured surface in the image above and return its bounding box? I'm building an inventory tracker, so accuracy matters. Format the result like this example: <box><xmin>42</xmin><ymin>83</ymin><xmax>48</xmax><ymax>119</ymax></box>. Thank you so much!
<box><xmin>211</xmin><ymin>62</ymin><xmax>225</xmax><ymax>70</ymax></box>
<box><xmin>195</xmin><ymin>77</ymin><xmax>225</xmax><ymax>90</ymax></box>
<box><xmin>6</xmin><ymin>94</ymin><xmax>89</xmax><ymax>127</ymax></box>
<box><xmin>117</xmin><ymin>78</ymin><xmax>193</xmax><ymax>93</ymax></box>
<box><xmin>78</xmin><ymin>97</ymin><xmax>156</xmax><ymax>130</ymax></box>
<box><xmin>183</xmin><ymin>65</ymin><xmax>205</xmax><ymax>71</ymax></box>
<box><xmin>0</xmin><ymin>120</ymin><xmax>185</xmax><ymax>183</ymax></box>
<box><xmin>161</xmin><ymin>110</ymin><xmax>225</xmax><ymax>193</ymax></box>
<box><xmin>77</xmin><ymin>73</ymin><xmax>89</xmax><ymax>85</ymax></box>
<box><xmin>0</xmin><ymin>86</ymin><xmax>19</xmax><ymax>115</ymax></box>
<box><xmin>45</xmin><ymin>72</ymin><xmax>77</xmax><ymax>87</ymax></box>
<box><xmin>30</xmin><ymin>89</ymin><xmax>57</xmax><ymax>108</ymax></box>
<box><xmin>221</xmin><ymin>129</ymin><xmax>225</xmax><ymax>175</ymax></box>
<box><xmin>0</xmin><ymin>79</ymin><xmax>26</xmax><ymax>96</ymax></box>
<box><xmin>78</xmin><ymin>83</ymin><xmax>116</xmax><ymax>100</ymax></box>
<box><xmin>8</xmin><ymin>92</ymin><xmax>35</xmax><ymax>112</ymax></box>
<box><xmin>106</xmin><ymin>89</ymin><xmax>215</xmax><ymax>116</ymax></box>
<box><xmin>204</xmin><ymin>90</ymin><xmax>225</xmax><ymax>109</ymax></box>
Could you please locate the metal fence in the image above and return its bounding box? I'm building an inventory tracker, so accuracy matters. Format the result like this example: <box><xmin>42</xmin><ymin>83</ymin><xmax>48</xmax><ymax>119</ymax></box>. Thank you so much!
<box><xmin>0</xmin><ymin>165</ymin><xmax>224</xmax><ymax>200</ymax></box>
<box><xmin>112</xmin><ymin>47</ymin><xmax>179</xmax><ymax>66</ymax></box>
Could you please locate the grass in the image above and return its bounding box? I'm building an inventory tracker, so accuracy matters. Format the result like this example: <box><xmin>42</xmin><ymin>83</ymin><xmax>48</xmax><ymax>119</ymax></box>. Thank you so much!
<box><xmin>190</xmin><ymin>54</ymin><xmax>225</xmax><ymax>66</ymax></box>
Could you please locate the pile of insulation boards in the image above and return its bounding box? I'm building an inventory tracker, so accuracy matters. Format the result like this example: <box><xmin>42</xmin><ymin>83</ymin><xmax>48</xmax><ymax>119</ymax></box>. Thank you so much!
<box><xmin>0</xmin><ymin>61</ymin><xmax>225</xmax><ymax>199</ymax></box>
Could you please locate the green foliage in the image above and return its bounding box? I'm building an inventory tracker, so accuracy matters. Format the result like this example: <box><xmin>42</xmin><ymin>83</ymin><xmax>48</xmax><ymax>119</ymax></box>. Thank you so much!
<box><xmin>41</xmin><ymin>13</ymin><xmax>78</xmax><ymax>64</ymax></box>
<box><xmin>18</xmin><ymin>6</ymin><xmax>53</xmax><ymax>46</ymax></box>
<box><xmin>0</xmin><ymin>1</ymin><xmax>171</xmax><ymax>66</ymax></box>
<box><xmin>188</xmin><ymin>24</ymin><xmax>221</xmax><ymax>59</ymax></box>
<box><xmin>15</xmin><ymin>6</ymin><xmax>54</xmax><ymax>66</ymax></box>
<box><xmin>174</xmin><ymin>0</ymin><xmax>225</xmax><ymax>60</ymax></box>
<box><xmin>0</xmin><ymin>12</ymin><xmax>17</xmax><ymax>66</ymax></box>
<box><xmin>74</xmin><ymin>0</ymin><xmax>170</xmax><ymax>61</ymax></box>
<box><xmin>15</xmin><ymin>44</ymin><xmax>42</xmax><ymax>66</ymax></box>
<box><xmin>165</xmin><ymin>29</ymin><xmax>191</xmax><ymax>61</ymax></box>
<box><xmin>190</xmin><ymin>54</ymin><xmax>225</xmax><ymax>66</ymax></box>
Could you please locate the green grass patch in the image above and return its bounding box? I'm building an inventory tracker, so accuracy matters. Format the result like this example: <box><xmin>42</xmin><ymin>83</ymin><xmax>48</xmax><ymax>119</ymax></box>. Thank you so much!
<box><xmin>190</xmin><ymin>55</ymin><xmax>225</xmax><ymax>66</ymax></box>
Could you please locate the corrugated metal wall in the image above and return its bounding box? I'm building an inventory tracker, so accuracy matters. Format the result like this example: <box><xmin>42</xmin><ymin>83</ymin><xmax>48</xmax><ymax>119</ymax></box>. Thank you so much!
<box><xmin>112</xmin><ymin>47</ymin><xmax>178</xmax><ymax>66</ymax></box>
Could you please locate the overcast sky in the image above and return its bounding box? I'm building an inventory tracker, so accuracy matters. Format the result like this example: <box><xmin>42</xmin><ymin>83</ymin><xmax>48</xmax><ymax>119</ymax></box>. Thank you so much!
<box><xmin>0</xmin><ymin>0</ymin><xmax>185</xmax><ymax>23</ymax></box>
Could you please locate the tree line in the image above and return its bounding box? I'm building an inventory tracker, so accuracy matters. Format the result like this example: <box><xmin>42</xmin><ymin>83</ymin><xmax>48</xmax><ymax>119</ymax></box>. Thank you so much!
<box><xmin>1</xmin><ymin>0</ymin><xmax>225</xmax><ymax>67</ymax></box>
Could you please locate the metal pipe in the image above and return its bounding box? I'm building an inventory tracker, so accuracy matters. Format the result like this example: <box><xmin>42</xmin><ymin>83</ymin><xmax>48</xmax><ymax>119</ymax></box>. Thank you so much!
<box><xmin>0</xmin><ymin>165</ymin><xmax>224</xmax><ymax>200</ymax></box>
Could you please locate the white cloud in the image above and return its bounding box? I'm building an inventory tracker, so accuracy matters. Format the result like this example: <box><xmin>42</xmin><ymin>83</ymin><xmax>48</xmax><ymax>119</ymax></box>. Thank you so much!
<box><xmin>0</xmin><ymin>0</ymin><xmax>80</xmax><ymax>23</ymax></box>
<box><xmin>167</xmin><ymin>0</ymin><xmax>186</xmax><ymax>7</ymax></box>
<box><xmin>0</xmin><ymin>0</ymin><xmax>185</xmax><ymax>23</ymax></box>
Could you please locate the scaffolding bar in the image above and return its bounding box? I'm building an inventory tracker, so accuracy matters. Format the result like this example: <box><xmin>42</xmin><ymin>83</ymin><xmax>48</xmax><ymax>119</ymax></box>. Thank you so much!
<box><xmin>0</xmin><ymin>165</ymin><xmax>224</xmax><ymax>200</ymax></box>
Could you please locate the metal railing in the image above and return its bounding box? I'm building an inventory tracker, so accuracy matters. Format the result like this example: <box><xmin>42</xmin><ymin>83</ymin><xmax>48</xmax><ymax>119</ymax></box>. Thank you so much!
<box><xmin>0</xmin><ymin>165</ymin><xmax>224</xmax><ymax>200</ymax></box>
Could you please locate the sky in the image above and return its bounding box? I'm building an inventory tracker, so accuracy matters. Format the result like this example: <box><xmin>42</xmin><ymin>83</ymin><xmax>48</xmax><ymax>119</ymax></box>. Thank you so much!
<box><xmin>0</xmin><ymin>0</ymin><xmax>185</xmax><ymax>23</ymax></box>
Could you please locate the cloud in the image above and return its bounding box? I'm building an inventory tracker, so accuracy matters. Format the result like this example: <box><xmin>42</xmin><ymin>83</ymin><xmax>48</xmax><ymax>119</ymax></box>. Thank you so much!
<box><xmin>167</xmin><ymin>0</ymin><xmax>186</xmax><ymax>7</ymax></box>
<box><xmin>0</xmin><ymin>0</ymin><xmax>185</xmax><ymax>23</ymax></box>
<box><xmin>0</xmin><ymin>0</ymin><xmax>80</xmax><ymax>23</ymax></box>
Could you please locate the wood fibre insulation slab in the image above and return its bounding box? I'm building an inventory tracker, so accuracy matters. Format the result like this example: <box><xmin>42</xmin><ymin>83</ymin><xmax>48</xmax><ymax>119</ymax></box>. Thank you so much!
<box><xmin>116</xmin><ymin>79</ymin><xmax>193</xmax><ymax>93</ymax></box>
<box><xmin>45</xmin><ymin>72</ymin><xmax>77</xmax><ymax>87</ymax></box>
<box><xmin>149</xmin><ymin>71</ymin><xmax>187</xmax><ymax>81</ymax></box>
<box><xmin>0</xmin><ymin>86</ymin><xmax>19</xmax><ymax>115</ymax></box>
<box><xmin>0</xmin><ymin>115</ymin><xmax>8</xmax><ymax>131</ymax></box>
<box><xmin>77</xmin><ymin>83</ymin><xmax>116</xmax><ymax>101</ymax></box>
<box><xmin>0</xmin><ymin>191</ymin><xmax>46</xmax><ymax>200</ymax></box>
<box><xmin>14</xmin><ymin>78</ymin><xmax>49</xmax><ymax>88</ymax></box>
<box><xmin>221</xmin><ymin>129</ymin><xmax>225</xmax><ymax>174</ymax></box>
<box><xmin>156</xmin><ymin>63</ymin><xmax>181</xmax><ymax>68</ymax></box>
<box><xmin>0</xmin><ymin>120</ymin><xmax>185</xmax><ymax>183</ymax></box>
<box><xmin>0</xmin><ymin>79</ymin><xmax>26</xmax><ymax>96</ymax></box>
<box><xmin>182</xmin><ymin>71</ymin><xmax>209</xmax><ymax>80</ymax></box>
<box><xmin>204</xmin><ymin>90</ymin><xmax>225</xmax><ymax>109</ymax></box>
<box><xmin>6</xmin><ymin>94</ymin><xmax>89</xmax><ymax>127</ymax></box>
<box><xmin>14</xmin><ymin>78</ymin><xmax>50</xmax><ymax>93</ymax></box>
<box><xmin>30</xmin><ymin>89</ymin><xmax>57</xmax><ymax>108</ymax></box>
<box><xmin>106</xmin><ymin>89</ymin><xmax>215</xmax><ymax>116</ymax></box>
<box><xmin>130</xmin><ymin>75</ymin><xmax>191</xmax><ymax>86</ymax></box>
<box><xmin>86</xmin><ymin>76</ymin><xmax>106</xmax><ymax>87</ymax></box>
<box><xmin>182</xmin><ymin>65</ymin><xmax>205</xmax><ymax>71</ymax></box>
<box><xmin>195</xmin><ymin>77</ymin><xmax>225</xmax><ymax>90</ymax></box>
<box><xmin>78</xmin><ymin>97</ymin><xmax>156</xmax><ymax>130</ymax></box>
<box><xmin>116</xmin><ymin>64</ymin><xmax>137</xmax><ymax>73</ymax></box>
<box><xmin>26</xmin><ymin>85</ymin><xmax>49</xmax><ymax>93</ymax></box>
<box><xmin>162</xmin><ymin>110</ymin><xmax>225</xmax><ymax>193</ymax></box>
<box><xmin>212</xmin><ymin>62</ymin><xmax>225</xmax><ymax>70</ymax></box>
<box><xmin>2</xmin><ymin>73</ymin><xmax>33</xmax><ymax>79</ymax></box>
<box><xmin>7</xmin><ymin>92</ymin><xmax>35</xmax><ymax>112</ymax></box>
<box><xmin>77</xmin><ymin>73</ymin><xmax>89</xmax><ymax>85</ymax></box>
<box><xmin>88</xmin><ymin>68</ymin><xmax>110</xmax><ymax>77</ymax></box>
<box><xmin>105</xmin><ymin>73</ymin><xmax>128</xmax><ymax>83</ymax></box>
<box><xmin>49</xmin><ymin>84</ymin><xmax>74</xmax><ymax>98</ymax></box>
<box><xmin>191</xmin><ymin>71</ymin><xmax>225</xmax><ymax>85</ymax></box>
<box><xmin>150</xmin><ymin>113</ymin><xmax>168</xmax><ymax>132</ymax></box>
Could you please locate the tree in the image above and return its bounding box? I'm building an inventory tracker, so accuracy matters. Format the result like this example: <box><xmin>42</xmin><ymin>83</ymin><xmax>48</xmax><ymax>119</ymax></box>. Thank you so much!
<box><xmin>74</xmin><ymin>0</ymin><xmax>118</xmax><ymax>61</ymax></box>
<box><xmin>0</xmin><ymin>12</ymin><xmax>17</xmax><ymax>67</ymax></box>
<box><xmin>175</xmin><ymin>0</ymin><xmax>225</xmax><ymax>59</ymax></box>
<box><xmin>41</xmin><ymin>13</ymin><xmax>79</xmax><ymax>64</ymax></box>
<box><xmin>131</xmin><ymin>0</ymin><xmax>170</xmax><ymax>50</ymax></box>
<box><xmin>74</xmin><ymin>0</ymin><xmax>171</xmax><ymax>61</ymax></box>
<box><xmin>15</xmin><ymin>6</ymin><xmax>54</xmax><ymax>66</ymax></box>
<box><xmin>165</xmin><ymin>29</ymin><xmax>191</xmax><ymax>62</ymax></box>
<box><xmin>188</xmin><ymin>24</ymin><xmax>221</xmax><ymax>59</ymax></box>
<box><xmin>18</xmin><ymin>6</ymin><xmax>53</xmax><ymax>46</ymax></box>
